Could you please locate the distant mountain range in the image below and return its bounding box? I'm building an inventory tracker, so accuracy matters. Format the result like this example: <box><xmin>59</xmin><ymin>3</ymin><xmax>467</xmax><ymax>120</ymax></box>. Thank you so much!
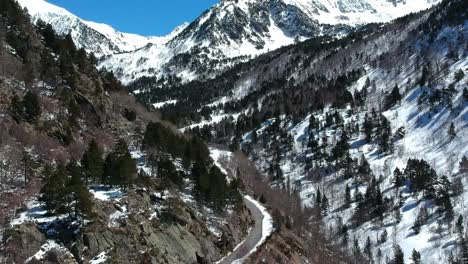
<box><xmin>18</xmin><ymin>0</ymin><xmax>440</xmax><ymax>84</ymax></box>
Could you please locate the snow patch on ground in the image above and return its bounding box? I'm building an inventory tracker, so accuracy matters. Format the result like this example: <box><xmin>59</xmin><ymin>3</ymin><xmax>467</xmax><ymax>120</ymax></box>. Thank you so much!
<box><xmin>153</xmin><ymin>99</ymin><xmax>178</xmax><ymax>109</ymax></box>
<box><xmin>90</xmin><ymin>251</ymin><xmax>109</xmax><ymax>264</ymax></box>
<box><xmin>89</xmin><ymin>186</ymin><xmax>125</xmax><ymax>201</ymax></box>
<box><xmin>209</xmin><ymin>148</ymin><xmax>233</xmax><ymax>176</ymax></box>
<box><xmin>10</xmin><ymin>200</ymin><xmax>67</xmax><ymax>227</ymax></box>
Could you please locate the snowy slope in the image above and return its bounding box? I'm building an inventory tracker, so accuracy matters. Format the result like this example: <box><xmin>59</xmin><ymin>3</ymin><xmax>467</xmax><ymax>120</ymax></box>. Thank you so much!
<box><xmin>18</xmin><ymin>0</ymin><xmax>441</xmax><ymax>84</ymax></box>
<box><xmin>236</xmin><ymin>19</ymin><xmax>468</xmax><ymax>263</ymax></box>
<box><xmin>16</xmin><ymin>0</ymin><xmax>185</xmax><ymax>56</ymax></box>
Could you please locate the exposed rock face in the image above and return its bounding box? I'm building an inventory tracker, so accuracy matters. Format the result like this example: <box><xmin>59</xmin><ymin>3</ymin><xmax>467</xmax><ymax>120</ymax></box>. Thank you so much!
<box><xmin>246</xmin><ymin>227</ymin><xmax>306</xmax><ymax>264</ymax></box>
<box><xmin>2</xmin><ymin>223</ymin><xmax>46</xmax><ymax>263</ymax></box>
<box><xmin>80</xmin><ymin>190</ymin><xmax>251</xmax><ymax>263</ymax></box>
<box><xmin>3</xmin><ymin>189</ymin><xmax>252</xmax><ymax>264</ymax></box>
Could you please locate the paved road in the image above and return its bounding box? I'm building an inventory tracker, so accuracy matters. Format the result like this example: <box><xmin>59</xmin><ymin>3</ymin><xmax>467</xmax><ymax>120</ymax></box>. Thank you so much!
<box><xmin>218</xmin><ymin>196</ymin><xmax>264</xmax><ymax>264</ymax></box>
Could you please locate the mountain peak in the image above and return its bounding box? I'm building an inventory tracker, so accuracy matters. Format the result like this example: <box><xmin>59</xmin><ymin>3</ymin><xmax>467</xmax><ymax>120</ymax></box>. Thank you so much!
<box><xmin>18</xmin><ymin>0</ymin><xmax>441</xmax><ymax>84</ymax></box>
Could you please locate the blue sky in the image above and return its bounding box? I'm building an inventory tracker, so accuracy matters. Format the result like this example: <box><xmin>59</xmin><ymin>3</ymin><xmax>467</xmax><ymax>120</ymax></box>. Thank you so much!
<box><xmin>47</xmin><ymin>0</ymin><xmax>219</xmax><ymax>36</ymax></box>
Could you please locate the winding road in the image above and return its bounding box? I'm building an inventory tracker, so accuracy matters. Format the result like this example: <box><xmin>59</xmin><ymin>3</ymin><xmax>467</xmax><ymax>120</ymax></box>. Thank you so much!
<box><xmin>210</xmin><ymin>148</ymin><xmax>273</xmax><ymax>264</ymax></box>
<box><xmin>217</xmin><ymin>195</ymin><xmax>272</xmax><ymax>264</ymax></box>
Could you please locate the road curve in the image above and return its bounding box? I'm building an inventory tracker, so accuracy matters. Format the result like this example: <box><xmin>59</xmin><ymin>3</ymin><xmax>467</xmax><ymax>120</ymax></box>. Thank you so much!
<box><xmin>217</xmin><ymin>195</ymin><xmax>270</xmax><ymax>264</ymax></box>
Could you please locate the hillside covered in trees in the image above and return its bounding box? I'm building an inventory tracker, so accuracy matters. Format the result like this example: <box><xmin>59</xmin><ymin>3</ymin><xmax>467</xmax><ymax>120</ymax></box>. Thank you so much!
<box><xmin>0</xmin><ymin>1</ymin><xmax>252</xmax><ymax>263</ymax></box>
<box><xmin>128</xmin><ymin>0</ymin><xmax>467</xmax><ymax>262</ymax></box>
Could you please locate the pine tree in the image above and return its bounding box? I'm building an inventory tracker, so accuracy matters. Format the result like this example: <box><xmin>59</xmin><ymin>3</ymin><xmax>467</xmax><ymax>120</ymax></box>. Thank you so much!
<box><xmin>192</xmin><ymin>161</ymin><xmax>209</xmax><ymax>200</ymax></box>
<box><xmin>380</xmin><ymin>229</ymin><xmax>388</xmax><ymax>244</ymax></box>
<box><xmin>410</xmin><ymin>249</ymin><xmax>421</xmax><ymax>264</ymax></box>
<box><xmin>384</xmin><ymin>84</ymin><xmax>402</xmax><ymax>110</ymax></box>
<box><xmin>345</xmin><ymin>184</ymin><xmax>351</xmax><ymax>207</ymax></box>
<box><xmin>363</xmin><ymin>114</ymin><xmax>373</xmax><ymax>142</ymax></box>
<box><xmin>103</xmin><ymin>139</ymin><xmax>136</xmax><ymax>189</ymax></box>
<box><xmin>67</xmin><ymin>98</ymin><xmax>81</xmax><ymax>128</ymax></box>
<box><xmin>158</xmin><ymin>157</ymin><xmax>183</xmax><ymax>187</ymax></box>
<box><xmin>10</xmin><ymin>94</ymin><xmax>24</xmax><ymax>122</ymax></box>
<box><xmin>393</xmin><ymin>245</ymin><xmax>405</xmax><ymax>264</ymax></box>
<box><xmin>394</xmin><ymin>206</ymin><xmax>402</xmax><ymax>224</ymax></box>
<box><xmin>456</xmin><ymin>215</ymin><xmax>464</xmax><ymax>238</ymax></box>
<box><xmin>448</xmin><ymin>122</ymin><xmax>456</xmax><ymax>139</ymax></box>
<box><xmin>23</xmin><ymin>91</ymin><xmax>41</xmax><ymax>123</ymax></box>
<box><xmin>364</xmin><ymin>236</ymin><xmax>373</xmax><ymax>262</ymax></box>
<box><xmin>412</xmin><ymin>207</ymin><xmax>428</xmax><ymax>234</ymax></box>
<box><xmin>436</xmin><ymin>175</ymin><xmax>454</xmax><ymax>219</ymax></box>
<box><xmin>352</xmin><ymin>237</ymin><xmax>362</xmax><ymax>262</ymax></box>
<box><xmin>65</xmin><ymin>160</ymin><xmax>93</xmax><ymax>219</ymax></box>
<box><xmin>393</xmin><ymin>167</ymin><xmax>404</xmax><ymax>188</ymax></box>
<box><xmin>316</xmin><ymin>188</ymin><xmax>322</xmax><ymax>207</ymax></box>
<box><xmin>455</xmin><ymin>69</ymin><xmax>465</xmax><ymax>82</ymax></box>
<box><xmin>341</xmin><ymin>224</ymin><xmax>349</xmax><ymax>246</ymax></box>
<box><xmin>40</xmin><ymin>163</ymin><xmax>68</xmax><ymax>213</ymax></box>
<box><xmin>81</xmin><ymin>139</ymin><xmax>104</xmax><ymax>185</ymax></box>
<box><xmin>404</xmin><ymin>159</ymin><xmax>438</xmax><ymax>198</ymax></box>
<box><xmin>321</xmin><ymin>193</ymin><xmax>329</xmax><ymax>215</ymax></box>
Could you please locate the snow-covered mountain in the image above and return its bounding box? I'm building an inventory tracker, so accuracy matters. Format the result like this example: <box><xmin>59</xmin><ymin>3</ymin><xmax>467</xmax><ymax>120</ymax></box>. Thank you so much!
<box><xmin>18</xmin><ymin>0</ymin><xmax>441</xmax><ymax>84</ymax></box>
<box><xmin>16</xmin><ymin>0</ymin><xmax>185</xmax><ymax>55</ymax></box>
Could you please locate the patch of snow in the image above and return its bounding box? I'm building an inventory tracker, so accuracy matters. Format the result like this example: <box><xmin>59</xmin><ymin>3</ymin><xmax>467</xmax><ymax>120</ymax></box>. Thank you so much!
<box><xmin>209</xmin><ymin>148</ymin><xmax>233</xmax><ymax>176</ymax></box>
<box><xmin>152</xmin><ymin>99</ymin><xmax>178</xmax><ymax>109</ymax></box>
<box><xmin>90</xmin><ymin>251</ymin><xmax>109</xmax><ymax>264</ymax></box>
<box><xmin>89</xmin><ymin>186</ymin><xmax>124</xmax><ymax>201</ymax></box>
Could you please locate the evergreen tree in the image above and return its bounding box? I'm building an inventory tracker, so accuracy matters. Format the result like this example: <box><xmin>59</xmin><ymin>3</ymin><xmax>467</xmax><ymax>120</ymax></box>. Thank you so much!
<box><xmin>410</xmin><ymin>249</ymin><xmax>421</xmax><ymax>264</ymax></box>
<box><xmin>456</xmin><ymin>215</ymin><xmax>464</xmax><ymax>237</ymax></box>
<box><xmin>455</xmin><ymin>69</ymin><xmax>465</xmax><ymax>82</ymax></box>
<box><xmin>10</xmin><ymin>94</ymin><xmax>23</xmax><ymax>122</ymax></box>
<box><xmin>158</xmin><ymin>157</ymin><xmax>183</xmax><ymax>188</ymax></box>
<box><xmin>377</xmin><ymin>115</ymin><xmax>392</xmax><ymax>153</ymax></box>
<box><xmin>40</xmin><ymin>163</ymin><xmax>67</xmax><ymax>213</ymax></box>
<box><xmin>448</xmin><ymin>122</ymin><xmax>456</xmax><ymax>139</ymax></box>
<box><xmin>65</xmin><ymin>160</ymin><xmax>93</xmax><ymax>219</ymax></box>
<box><xmin>363</xmin><ymin>114</ymin><xmax>373</xmax><ymax>142</ymax></box>
<box><xmin>364</xmin><ymin>236</ymin><xmax>373</xmax><ymax>262</ymax></box>
<box><xmin>393</xmin><ymin>245</ymin><xmax>405</xmax><ymax>264</ymax></box>
<box><xmin>380</xmin><ymin>229</ymin><xmax>388</xmax><ymax>244</ymax></box>
<box><xmin>384</xmin><ymin>84</ymin><xmax>402</xmax><ymax>110</ymax></box>
<box><xmin>316</xmin><ymin>188</ymin><xmax>322</xmax><ymax>207</ymax></box>
<box><xmin>393</xmin><ymin>206</ymin><xmax>402</xmax><ymax>224</ymax></box>
<box><xmin>81</xmin><ymin>139</ymin><xmax>104</xmax><ymax>184</ymax></box>
<box><xmin>345</xmin><ymin>184</ymin><xmax>351</xmax><ymax>207</ymax></box>
<box><xmin>23</xmin><ymin>91</ymin><xmax>41</xmax><ymax>123</ymax></box>
<box><xmin>341</xmin><ymin>224</ymin><xmax>349</xmax><ymax>246</ymax></box>
<box><xmin>357</xmin><ymin>154</ymin><xmax>372</xmax><ymax>181</ymax></box>
<box><xmin>436</xmin><ymin>175</ymin><xmax>454</xmax><ymax>219</ymax></box>
<box><xmin>321</xmin><ymin>193</ymin><xmax>329</xmax><ymax>215</ymax></box>
<box><xmin>393</xmin><ymin>167</ymin><xmax>404</xmax><ymax>188</ymax></box>
<box><xmin>103</xmin><ymin>139</ymin><xmax>136</xmax><ymax>189</ymax></box>
<box><xmin>332</xmin><ymin>131</ymin><xmax>350</xmax><ymax>162</ymax></box>
<box><xmin>352</xmin><ymin>237</ymin><xmax>362</xmax><ymax>262</ymax></box>
<box><xmin>67</xmin><ymin>98</ymin><xmax>81</xmax><ymax>128</ymax></box>
<box><xmin>412</xmin><ymin>207</ymin><xmax>428</xmax><ymax>234</ymax></box>
<box><xmin>404</xmin><ymin>159</ymin><xmax>438</xmax><ymax>198</ymax></box>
